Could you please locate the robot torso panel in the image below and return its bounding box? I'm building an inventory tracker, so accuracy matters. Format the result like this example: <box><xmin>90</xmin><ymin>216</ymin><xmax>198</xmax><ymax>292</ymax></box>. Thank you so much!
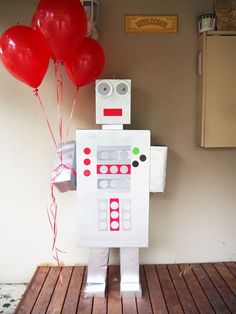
<box><xmin>76</xmin><ymin>129</ymin><xmax>150</xmax><ymax>247</ymax></box>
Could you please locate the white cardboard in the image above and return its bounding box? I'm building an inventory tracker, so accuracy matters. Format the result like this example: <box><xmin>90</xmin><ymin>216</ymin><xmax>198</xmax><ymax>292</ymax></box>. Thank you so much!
<box><xmin>150</xmin><ymin>146</ymin><xmax>168</xmax><ymax>192</ymax></box>
<box><xmin>96</xmin><ymin>80</ymin><xmax>131</xmax><ymax>125</ymax></box>
<box><xmin>52</xmin><ymin>141</ymin><xmax>76</xmax><ymax>193</ymax></box>
<box><xmin>76</xmin><ymin>129</ymin><xmax>150</xmax><ymax>247</ymax></box>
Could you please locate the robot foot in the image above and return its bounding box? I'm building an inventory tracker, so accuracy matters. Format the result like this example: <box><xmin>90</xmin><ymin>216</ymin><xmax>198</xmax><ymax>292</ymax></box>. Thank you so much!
<box><xmin>84</xmin><ymin>283</ymin><xmax>106</xmax><ymax>298</ymax></box>
<box><xmin>120</xmin><ymin>282</ymin><xmax>142</xmax><ymax>298</ymax></box>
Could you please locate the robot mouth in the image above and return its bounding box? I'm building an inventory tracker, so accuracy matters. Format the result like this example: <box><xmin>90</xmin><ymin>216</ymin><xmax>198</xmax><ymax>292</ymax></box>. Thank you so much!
<box><xmin>103</xmin><ymin>108</ymin><xmax>123</xmax><ymax>116</ymax></box>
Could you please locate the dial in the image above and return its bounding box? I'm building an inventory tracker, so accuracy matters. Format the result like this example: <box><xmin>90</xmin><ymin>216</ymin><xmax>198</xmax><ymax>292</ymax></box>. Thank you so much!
<box><xmin>96</xmin><ymin>81</ymin><xmax>112</xmax><ymax>97</ymax></box>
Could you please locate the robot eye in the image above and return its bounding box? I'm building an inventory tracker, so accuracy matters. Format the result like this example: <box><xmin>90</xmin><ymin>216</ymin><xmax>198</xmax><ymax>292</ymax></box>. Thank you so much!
<box><xmin>115</xmin><ymin>81</ymin><xmax>130</xmax><ymax>97</ymax></box>
<box><xmin>96</xmin><ymin>81</ymin><xmax>112</xmax><ymax>97</ymax></box>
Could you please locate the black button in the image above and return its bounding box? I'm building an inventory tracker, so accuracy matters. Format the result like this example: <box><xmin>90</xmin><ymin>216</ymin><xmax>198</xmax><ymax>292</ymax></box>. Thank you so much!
<box><xmin>132</xmin><ymin>161</ymin><xmax>139</xmax><ymax>167</ymax></box>
<box><xmin>140</xmin><ymin>155</ymin><xmax>146</xmax><ymax>162</ymax></box>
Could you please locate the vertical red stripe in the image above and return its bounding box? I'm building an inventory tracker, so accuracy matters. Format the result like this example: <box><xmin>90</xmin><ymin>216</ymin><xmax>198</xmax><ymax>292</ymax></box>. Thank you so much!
<box><xmin>110</xmin><ymin>198</ymin><xmax>120</xmax><ymax>231</ymax></box>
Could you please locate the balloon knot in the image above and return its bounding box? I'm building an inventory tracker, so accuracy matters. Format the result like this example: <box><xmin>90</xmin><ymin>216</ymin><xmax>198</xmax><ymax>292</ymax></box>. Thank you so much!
<box><xmin>33</xmin><ymin>88</ymin><xmax>39</xmax><ymax>97</ymax></box>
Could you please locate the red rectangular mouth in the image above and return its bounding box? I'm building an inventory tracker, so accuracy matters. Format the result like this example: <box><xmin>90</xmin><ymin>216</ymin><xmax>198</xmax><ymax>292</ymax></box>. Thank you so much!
<box><xmin>103</xmin><ymin>108</ymin><xmax>122</xmax><ymax>116</ymax></box>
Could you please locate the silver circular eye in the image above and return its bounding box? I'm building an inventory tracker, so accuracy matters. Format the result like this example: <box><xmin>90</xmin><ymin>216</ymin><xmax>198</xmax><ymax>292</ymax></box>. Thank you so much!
<box><xmin>116</xmin><ymin>81</ymin><xmax>130</xmax><ymax>96</ymax></box>
<box><xmin>96</xmin><ymin>81</ymin><xmax>112</xmax><ymax>97</ymax></box>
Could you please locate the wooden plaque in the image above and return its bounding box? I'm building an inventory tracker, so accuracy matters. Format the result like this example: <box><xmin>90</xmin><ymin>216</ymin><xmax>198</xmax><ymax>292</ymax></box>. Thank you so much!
<box><xmin>125</xmin><ymin>15</ymin><xmax>178</xmax><ymax>33</ymax></box>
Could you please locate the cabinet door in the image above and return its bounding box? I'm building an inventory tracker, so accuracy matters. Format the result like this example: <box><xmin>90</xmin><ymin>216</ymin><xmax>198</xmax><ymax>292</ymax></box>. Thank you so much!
<box><xmin>204</xmin><ymin>35</ymin><xmax>236</xmax><ymax>147</ymax></box>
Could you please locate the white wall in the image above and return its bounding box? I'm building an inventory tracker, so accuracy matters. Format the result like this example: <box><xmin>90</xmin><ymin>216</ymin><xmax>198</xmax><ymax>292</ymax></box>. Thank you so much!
<box><xmin>1</xmin><ymin>0</ymin><xmax>236</xmax><ymax>283</ymax></box>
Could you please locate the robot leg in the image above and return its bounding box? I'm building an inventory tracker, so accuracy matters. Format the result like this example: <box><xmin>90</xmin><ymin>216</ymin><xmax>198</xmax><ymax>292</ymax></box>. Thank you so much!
<box><xmin>120</xmin><ymin>247</ymin><xmax>142</xmax><ymax>297</ymax></box>
<box><xmin>84</xmin><ymin>247</ymin><xmax>109</xmax><ymax>297</ymax></box>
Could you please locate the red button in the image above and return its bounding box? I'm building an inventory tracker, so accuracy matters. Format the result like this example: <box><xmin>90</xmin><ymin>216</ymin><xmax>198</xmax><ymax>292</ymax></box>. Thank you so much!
<box><xmin>84</xmin><ymin>170</ymin><xmax>91</xmax><ymax>177</ymax></box>
<box><xmin>84</xmin><ymin>159</ymin><xmax>91</xmax><ymax>165</ymax></box>
<box><xmin>84</xmin><ymin>147</ymin><xmax>91</xmax><ymax>154</ymax></box>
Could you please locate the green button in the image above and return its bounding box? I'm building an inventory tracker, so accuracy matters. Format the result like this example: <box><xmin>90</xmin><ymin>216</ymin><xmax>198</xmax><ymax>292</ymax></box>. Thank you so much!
<box><xmin>133</xmin><ymin>147</ymin><xmax>140</xmax><ymax>155</ymax></box>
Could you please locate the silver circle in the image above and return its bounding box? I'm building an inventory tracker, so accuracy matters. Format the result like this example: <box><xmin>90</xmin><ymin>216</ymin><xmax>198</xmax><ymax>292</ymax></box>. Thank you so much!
<box><xmin>96</xmin><ymin>81</ymin><xmax>112</xmax><ymax>97</ymax></box>
<box><xmin>110</xmin><ymin>165</ymin><xmax>118</xmax><ymax>174</ymax></box>
<box><xmin>123</xmin><ymin>212</ymin><xmax>131</xmax><ymax>220</ymax></box>
<box><xmin>99</xmin><ymin>165</ymin><xmax>108</xmax><ymax>174</ymax></box>
<box><xmin>120</xmin><ymin>151</ymin><xmax>129</xmax><ymax>159</ymax></box>
<box><xmin>99</xmin><ymin>201</ymin><xmax>107</xmax><ymax>210</ymax></box>
<box><xmin>110</xmin><ymin>201</ymin><xmax>119</xmax><ymax>210</ymax></box>
<box><xmin>110</xmin><ymin>151</ymin><xmax>119</xmax><ymax>160</ymax></box>
<box><xmin>120</xmin><ymin>165</ymin><xmax>128</xmax><ymax>174</ymax></box>
<box><xmin>111</xmin><ymin>211</ymin><xmax>119</xmax><ymax>219</ymax></box>
<box><xmin>110</xmin><ymin>180</ymin><xmax>119</xmax><ymax>188</ymax></box>
<box><xmin>111</xmin><ymin>221</ymin><xmax>119</xmax><ymax>229</ymax></box>
<box><xmin>99</xmin><ymin>180</ymin><xmax>109</xmax><ymax>189</ymax></box>
<box><xmin>100</xmin><ymin>151</ymin><xmax>109</xmax><ymax>160</ymax></box>
<box><xmin>115</xmin><ymin>81</ymin><xmax>130</xmax><ymax>96</ymax></box>
<box><xmin>99</xmin><ymin>211</ymin><xmax>107</xmax><ymax>220</ymax></box>
<box><xmin>99</xmin><ymin>221</ymin><xmax>107</xmax><ymax>230</ymax></box>
<box><xmin>123</xmin><ymin>201</ymin><xmax>131</xmax><ymax>211</ymax></box>
<box><xmin>123</xmin><ymin>221</ymin><xmax>131</xmax><ymax>230</ymax></box>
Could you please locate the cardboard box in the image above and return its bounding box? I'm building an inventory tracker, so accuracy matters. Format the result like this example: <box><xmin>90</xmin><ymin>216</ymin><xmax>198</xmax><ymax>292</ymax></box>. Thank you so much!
<box><xmin>52</xmin><ymin>141</ymin><xmax>76</xmax><ymax>192</ymax></box>
<box><xmin>150</xmin><ymin>146</ymin><xmax>168</xmax><ymax>193</ymax></box>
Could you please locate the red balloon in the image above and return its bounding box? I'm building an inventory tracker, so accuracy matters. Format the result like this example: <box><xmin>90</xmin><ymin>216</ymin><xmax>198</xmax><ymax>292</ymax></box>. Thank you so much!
<box><xmin>64</xmin><ymin>38</ymin><xmax>105</xmax><ymax>87</ymax></box>
<box><xmin>34</xmin><ymin>0</ymin><xmax>87</xmax><ymax>62</ymax></box>
<box><xmin>0</xmin><ymin>25</ymin><xmax>50</xmax><ymax>88</ymax></box>
<box><xmin>0</xmin><ymin>37</ymin><xmax>2</xmax><ymax>59</ymax></box>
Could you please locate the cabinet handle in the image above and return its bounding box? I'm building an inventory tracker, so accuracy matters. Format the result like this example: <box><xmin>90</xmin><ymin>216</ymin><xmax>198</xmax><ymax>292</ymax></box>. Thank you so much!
<box><xmin>198</xmin><ymin>51</ymin><xmax>202</xmax><ymax>77</ymax></box>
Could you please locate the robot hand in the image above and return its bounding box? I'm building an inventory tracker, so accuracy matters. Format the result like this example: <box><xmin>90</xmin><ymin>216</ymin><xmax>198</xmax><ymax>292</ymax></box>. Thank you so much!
<box><xmin>150</xmin><ymin>146</ymin><xmax>168</xmax><ymax>193</ymax></box>
<box><xmin>51</xmin><ymin>141</ymin><xmax>77</xmax><ymax>192</ymax></box>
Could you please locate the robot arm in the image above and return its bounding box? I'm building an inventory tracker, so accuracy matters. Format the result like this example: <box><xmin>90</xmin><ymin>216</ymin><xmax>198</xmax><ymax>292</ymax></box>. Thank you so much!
<box><xmin>149</xmin><ymin>146</ymin><xmax>168</xmax><ymax>193</ymax></box>
<box><xmin>51</xmin><ymin>141</ymin><xmax>77</xmax><ymax>192</ymax></box>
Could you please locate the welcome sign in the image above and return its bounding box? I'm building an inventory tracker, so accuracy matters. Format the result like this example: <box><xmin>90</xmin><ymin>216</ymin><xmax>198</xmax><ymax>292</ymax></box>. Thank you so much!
<box><xmin>125</xmin><ymin>15</ymin><xmax>178</xmax><ymax>33</ymax></box>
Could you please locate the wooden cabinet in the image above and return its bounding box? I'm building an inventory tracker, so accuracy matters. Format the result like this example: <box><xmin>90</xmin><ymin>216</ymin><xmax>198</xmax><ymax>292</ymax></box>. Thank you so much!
<box><xmin>198</xmin><ymin>31</ymin><xmax>236</xmax><ymax>148</ymax></box>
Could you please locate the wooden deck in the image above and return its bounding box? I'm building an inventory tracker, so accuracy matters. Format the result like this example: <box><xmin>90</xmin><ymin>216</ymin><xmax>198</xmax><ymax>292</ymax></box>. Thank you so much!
<box><xmin>14</xmin><ymin>263</ymin><xmax>236</xmax><ymax>314</ymax></box>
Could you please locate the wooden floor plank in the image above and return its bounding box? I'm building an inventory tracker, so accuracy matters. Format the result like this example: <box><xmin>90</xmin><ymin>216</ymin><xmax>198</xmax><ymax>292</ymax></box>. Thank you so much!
<box><xmin>122</xmin><ymin>297</ymin><xmax>137</xmax><ymax>314</ymax></box>
<box><xmin>31</xmin><ymin>267</ymin><xmax>61</xmax><ymax>314</ymax></box>
<box><xmin>136</xmin><ymin>266</ymin><xmax>152</xmax><ymax>314</ymax></box>
<box><xmin>202</xmin><ymin>263</ymin><xmax>236</xmax><ymax>313</ymax></box>
<box><xmin>62</xmin><ymin>266</ymin><xmax>85</xmax><ymax>314</ymax></box>
<box><xmin>93</xmin><ymin>297</ymin><xmax>107</xmax><ymax>314</ymax></box>
<box><xmin>15</xmin><ymin>266</ymin><xmax>50</xmax><ymax>314</ymax></box>
<box><xmin>214</xmin><ymin>263</ymin><xmax>236</xmax><ymax>297</ymax></box>
<box><xmin>46</xmin><ymin>266</ymin><xmax>73</xmax><ymax>314</ymax></box>
<box><xmin>192</xmin><ymin>264</ymin><xmax>230</xmax><ymax>314</ymax></box>
<box><xmin>144</xmin><ymin>265</ymin><xmax>168</xmax><ymax>314</ymax></box>
<box><xmin>179</xmin><ymin>264</ymin><xmax>214</xmax><ymax>314</ymax></box>
<box><xmin>77</xmin><ymin>268</ymin><xmax>93</xmax><ymax>314</ymax></box>
<box><xmin>107</xmin><ymin>265</ymin><xmax>122</xmax><ymax>314</ymax></box>
<box><xmin>225</xmin><ymin>262</ymin><xmax>236</xmax><ymax>278</ymax></box>
<box><xmin>156</xmin><ymin>265</ymin><xmax>184</xmax><ymax>314</ymax></box>
<box><xmin>168</xmin><ymin>264</ymin><xmax>199</xmax><ymax>314</ymax></box>
<box><xmin>123</xmin><ymin>296</ymin><xmax>138</xmax><ymax>314</ymax></box>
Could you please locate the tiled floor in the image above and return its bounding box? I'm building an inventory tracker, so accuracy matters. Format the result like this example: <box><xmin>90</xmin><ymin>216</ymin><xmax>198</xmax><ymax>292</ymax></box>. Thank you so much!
<box><xmin>0</xmin><ymin>284</ymin><xmax>27</xmax><ymax>314</ymax></box>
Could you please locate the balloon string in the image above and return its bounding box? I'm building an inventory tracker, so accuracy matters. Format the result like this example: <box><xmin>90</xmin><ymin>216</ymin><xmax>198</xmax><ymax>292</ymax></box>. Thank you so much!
<box><xmin>65</xmin><ymin>87</ymin><xmax>79</xmax><ymax>143</ymax></box>
<box><xmin>49</xmin><ymin>163</ymin><xmax>76</xmax><ymax>270</ymax></box>
<box><xmin>33</xmin><ymin>88</ymin><xmax>61</xmax><ymax>272</ymax></box>
<box><xmin>33</xmin><ymin>89</ymin><xmax>57</xmax><ymax>148</ymax></box>
<box><xmin>47</xmin><ymin>182</ymin><xmax>64</xmax><ymax>283</ymax></box>
<box><xmin>54</xmin><ymin>61</ymin><xmax>63</xmax><ymax>162</ymax></box>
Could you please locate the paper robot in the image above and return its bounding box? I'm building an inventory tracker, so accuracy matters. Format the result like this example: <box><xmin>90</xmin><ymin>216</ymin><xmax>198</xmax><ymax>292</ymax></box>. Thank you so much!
<box><xmin>53</xmin><ymin>79</ymin><xmax>167</xmax><ymax>297</ymax></box>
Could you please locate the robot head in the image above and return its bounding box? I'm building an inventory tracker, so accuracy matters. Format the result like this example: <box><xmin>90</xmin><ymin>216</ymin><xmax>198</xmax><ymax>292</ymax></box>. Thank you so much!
<box><xmin>95</xmin><ymin>79</ymin><xmax>131</xmax><ymax>125</ymax></box>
